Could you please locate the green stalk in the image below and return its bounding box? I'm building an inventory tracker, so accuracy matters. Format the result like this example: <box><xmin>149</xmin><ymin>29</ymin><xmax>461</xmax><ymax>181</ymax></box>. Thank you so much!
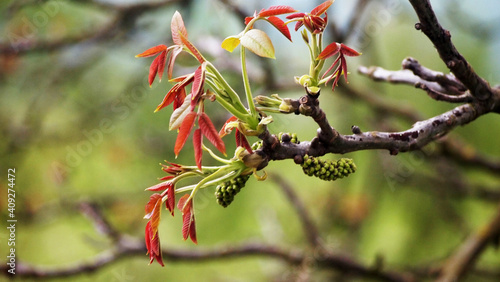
<box><xmin>206</xmin><ymin>63</ymin><xmax>248</xmax><ymax>114</ymax></box>
<box><xmin>174</xmin><ymin>169</ymin><xmax>241</xmax><ymax>194</ymax></box>
<box><xmin>240</xmin><ymin>46</ymin><xmax>258</xmax><ymax>127</ymax></box>
<box><xmin>205</xmin><ymin>79</ymin><xmax>249</xmax><ymax>122</ymax></box>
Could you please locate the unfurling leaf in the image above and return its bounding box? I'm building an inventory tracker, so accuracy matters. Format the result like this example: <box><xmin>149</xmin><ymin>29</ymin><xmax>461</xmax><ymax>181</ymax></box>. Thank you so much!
<box><xmin>169</xmin><ymin>94</ymin><xmax>192</xmax><ymax>130</ymax></box>
<box><xmin>311</xmin><ymin>0</ymin><xmax>335</xmax><ymax>16</ymax></box>
<box><xmin>171</xmin><ymin>11</ymin><xmax>188</xmax><ymax>46</ymax></box>
<box><xmin>135</xmin><ymin>44</ymin><xmax>167</xmax><ymax>58</ymax></box>
<box><xmin>219</xmin><ymin>116</ymin><xmax>238</xmax><ymax>138</ymax></box>
<box><xmin>199</xmin><ymin>113</ymin><xmax>226</xmax><ymax>155</ymax></box>
<box><xmin>193</xmin><ymin>128</ymin><xmax>203</xmax><ymax>170</ymax></box>
<box><xmin>240</xmin><ymin>29</ymin><xmax>275</xmax><ymax>59</ymax></box>
<box><xmin>221</xmin><ymin>36</ymin><xmax>241</xmax><ymax>53</ymax></box>
<box><xmin>174</xmin><ymin>111</ymin><xmax>197</xmax><ymax>156</ymax></box>
<box><xmin>258</xmin><ymin>5</ymin><xmax>297</xmax><ymax>17</ymax></box>
<box><xmin>266</xmin><ymin>16</ymin><xmax>292</xmax><ymax>41</ymax></box>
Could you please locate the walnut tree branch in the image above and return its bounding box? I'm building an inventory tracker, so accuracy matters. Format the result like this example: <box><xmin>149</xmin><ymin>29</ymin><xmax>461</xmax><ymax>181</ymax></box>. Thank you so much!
<box><xmin>408</xmin><ymin>0</ymin><xmax>495</xmax><ymax>101</ymax></box>
<box><xmin>259</xmin><ymin>96</ymin><xmax>495</xmax><ymax>162</ymax></box>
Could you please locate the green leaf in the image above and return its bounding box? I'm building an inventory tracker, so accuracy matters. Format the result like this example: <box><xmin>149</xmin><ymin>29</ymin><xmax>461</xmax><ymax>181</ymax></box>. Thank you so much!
<box><xmin>221</xmin><ymin>35</ymin><xmax>241</xmax><ymax>52</ymax></box>
<box><xmin>240</xmin><ymin>29</ymin><xmax>275</xmax><ymax>59</ymax></box>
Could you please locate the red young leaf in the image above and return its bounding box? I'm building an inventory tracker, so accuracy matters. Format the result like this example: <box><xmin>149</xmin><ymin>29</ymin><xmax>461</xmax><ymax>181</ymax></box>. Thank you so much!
<box><xmin>145</xmin><ymin>222</ymin><xmax>164</xmax><ymax>266</ymax></box>
<box><xmin>340</xmin><ymin>43</ymin><xmax>361</xmax><ymax>57</ymax></box>
<box><xmin>179</xmin><ymin>32</ymin><xmax>205</xmax><ymax>64</ymax></box>
<box><xmin>156</xmin><ymin>88</ymin><xmax>178</xmax><ymax>113</ymax></box>
<box><xmin>135</xmin><ymin>44</ymin><xmax>167</xmax><ymax>58</ymax></box>
<box><xmin>151</xmin><ymin>198</ymin><xmax>162</xmax><ymax>235</ymax></box>
<box><xmin>240</xmin><ymin>134</ymin><xmax>253</xmax><ymax>154</ymax></box>
<box><xmin>145</xmin><ymin>193</ymin><xmax>162</xmax><ymax>218</ymax></box>
<box><xmin>189</xmin><ymin>216</ymin><xmax>197</xmax><ymax>244</ymax></box>
<box><xmin>311</xmin><ymin>0</ymin><xmax>335</xmax><ymax>16</ymax></box>
<box><xmin>171</xmin><ymin>11</ymin><xmax>188</xmax><ymax>46</ymax></box>
<box><xmin>321</xmin><ymin>55</ymin><xmax>341</xmax><ymax>79</ymax></box>
<box><xmin>219</xmin><ymin>116</ymin><xmax>238</xmax><ymax>138</ymax></box>
<box><xmin>235</xmin><ymin>128</ymin><xmax>242</xmax><ymax>147</ymax></box>
<box><xmin>157</xmin><ymin>51</ymin><xmax>167</xmax><ymax>82</ymax></box>
<box><xmin>166</xmin><ymin>183</ymin><xmax>175</xmax><ymax>216</ymax></box>
<box><xmin>177</xmin><ymin>194</ymin><xmax>191</xmax><ymax>212</ymax></box>
<box><xmin>245</xmin><ymin>16</ymin><xmax>254</xmax><ymax>26</ymax></box>
<box><xmin>159</xmin><ymin>175</ymin><xmax>175</xmax><ymax>181</ymax></box>
<box><xmin>258</xmin><ymin>5</ymin><xmax>297</xmax><ymax>17</ymax></box>
<box><xmin>145</xmin><ymin>221</ymin><xmax>152</xmax><ymax>255</ymax></box>
<box><xmin>146</xmin><ymin>181</ymin><xmax>171</xmax><ymax>192</ymax></box>
<box><xmin>285</xmin><ymin>12</ymin><xmax>306</xmax><ymax>19</ymax></box>
<box><xmin>294</xmin><ymin>20</ymin><xmax>304</xmax><ymax>32</ymax></box>
<box><xmin>174</xmin><ymin>111</ymin><xmax>197</xmax><ymax>156</ymax></box>
<box><xmin>155</xmin><ymin>73</ymin><xmax>192</xmax><ymax>113</ymax></box>
<box><xmin>190</xmin><ymin>65</ymin><xmax>206</xmax><ymax>109</ymax></box>
<box><xmin>181</xmin><ymin>210</ymin><xmax>192</xmax><ymax>241</ymax></box>
<box><xmin>173</xmin><ymin>87</ymin><xmax>186</xmax><ymax>111</ymax></box>
<box><xmin>236</xmin><ymin>129</ymin><xmax>253</xmax><ymax>154</ymax></box>
<box><xmin>267</xmin><ymin>16</ymin><xmax>292</xmax><ymax>41</ymax></box>
<box><xmin>317</xmin><ymin>42</ymin><xmax>340</xmax><ymax>60</ymax></box>
<box><xmin>148</xmin><ymin>55</ymin><xmax>160</xmax><ymax>86</ymax></box>
<box><xmin>341</xmin><ymin>56</ymin><xmax>348</xmax><ymax>82</ymax></box>
<box><xmin>177</xmin><ymin>194</ymin><xmax>193</xmax><ymax>241</ymax></box>
<box><xmin>199</xmin><ymin>112</ymin><xmax>226</xmax><ymax>155</ymax></box>
<box><xmin>193</xmin><ymin>128</ymin><xmax>203</xmax><ymax>170</ymax></box>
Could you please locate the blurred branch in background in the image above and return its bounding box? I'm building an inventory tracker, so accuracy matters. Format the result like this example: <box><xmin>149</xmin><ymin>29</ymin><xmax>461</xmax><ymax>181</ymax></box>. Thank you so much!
<box><xmin>0</xmin><ymin>0</ymin><xmax>183</xmax><ymax>55</ymax></box>
<box><xmin>1</xmin><ymin>0</ymin><xmax>500</xmax><ymax>281</ymax></box>
<box><xmin>1</xmin><ymin>194</ymin><xmax>415</xmax><ymax>282</ymax></box>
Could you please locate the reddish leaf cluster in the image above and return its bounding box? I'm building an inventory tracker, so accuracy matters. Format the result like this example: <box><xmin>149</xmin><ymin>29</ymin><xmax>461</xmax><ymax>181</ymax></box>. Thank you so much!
<box><xmin>175</xmin><ymin>111</ymin><xmax>226</xmax><ymax>169</ymax></box>
<box><xmin>144</xmin><ymin>172</ymin><xmax>192</xmax><ymax>266</ymax></box>
<box><xmin>244</xmin><ymin>5</ymin><xmax>297</xmax><ymax>41</ymax></box>
<box><xmin>286</xmin><ymin>0</ymin><xmax>334</xmax><ymax>34</ymax></box>
<box><xmin>318</xmin><ymin>43</ymin><xmax>361</xmax><ymax>91</ymax></box>
<box><xmin>137</xmin><ymin>12</ymin><xmax>224</xmax><ymax>167</ymax></box>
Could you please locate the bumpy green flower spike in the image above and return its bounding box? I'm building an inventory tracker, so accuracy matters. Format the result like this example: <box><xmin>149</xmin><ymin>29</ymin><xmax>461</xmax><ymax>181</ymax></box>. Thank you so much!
<box><xmin>215</xmin><ymin>174</ymin><xmax>251</xmax><ymax>207</ymax></box>
<box><xmin>301</xmin><ymin>154</ymin><xmax>356</xmax><ymax>181</ymax></box>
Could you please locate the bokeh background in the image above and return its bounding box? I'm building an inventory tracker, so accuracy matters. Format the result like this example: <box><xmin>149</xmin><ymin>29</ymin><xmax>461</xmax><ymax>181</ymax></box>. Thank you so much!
<box><xmin>1</xmin><ymin>0</ymin><xmax>500</xmax><ymax>281</ymax></box>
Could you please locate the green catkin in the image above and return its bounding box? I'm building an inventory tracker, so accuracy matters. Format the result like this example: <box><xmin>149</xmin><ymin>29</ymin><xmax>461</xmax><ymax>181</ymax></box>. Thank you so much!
<box><xmin>300</xmin><ymin>154</ymin><xmax>356</xmax><ymax>181</ymax></box>
<box><xmin>215</xmin><ymin>174</ymin><xmax>251</xmax><ymax>207</ymax></box>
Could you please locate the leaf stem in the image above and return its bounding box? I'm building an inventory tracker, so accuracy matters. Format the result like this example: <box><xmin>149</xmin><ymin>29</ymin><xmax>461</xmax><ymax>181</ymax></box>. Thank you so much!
<box><xmin>241</xmin><ymin>46</ymin><xmax>258</xmax><ymax>126</ymax></box>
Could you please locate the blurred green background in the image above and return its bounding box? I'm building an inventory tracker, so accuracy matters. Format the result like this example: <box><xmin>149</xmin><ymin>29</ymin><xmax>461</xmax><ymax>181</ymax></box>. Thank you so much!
<box><xmin>1</xmin><ymin>0</ymin><xmax>500</xmax><ymax>281</ymax></box>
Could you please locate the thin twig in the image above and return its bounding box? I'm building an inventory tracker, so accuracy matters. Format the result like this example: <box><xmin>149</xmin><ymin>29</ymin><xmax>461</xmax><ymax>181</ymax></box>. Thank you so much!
<box><xmin>270</xmin><ymin>173</ymin><xmax>322</xmax><ymax>248</ymax></box>
<box><xmin>437</xmin><ymin>203</ymin><xmax>500</xmax><ymax>281</ymax></box>
<box><xmin>0</xmin><ymin>0</ymin><xmax>180</xmax><ymax>55</ymax></box>
<box><xmin>408</xmin><ymin>0</ymin><xmax>494</xmax><ymax>101</ymax></box>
